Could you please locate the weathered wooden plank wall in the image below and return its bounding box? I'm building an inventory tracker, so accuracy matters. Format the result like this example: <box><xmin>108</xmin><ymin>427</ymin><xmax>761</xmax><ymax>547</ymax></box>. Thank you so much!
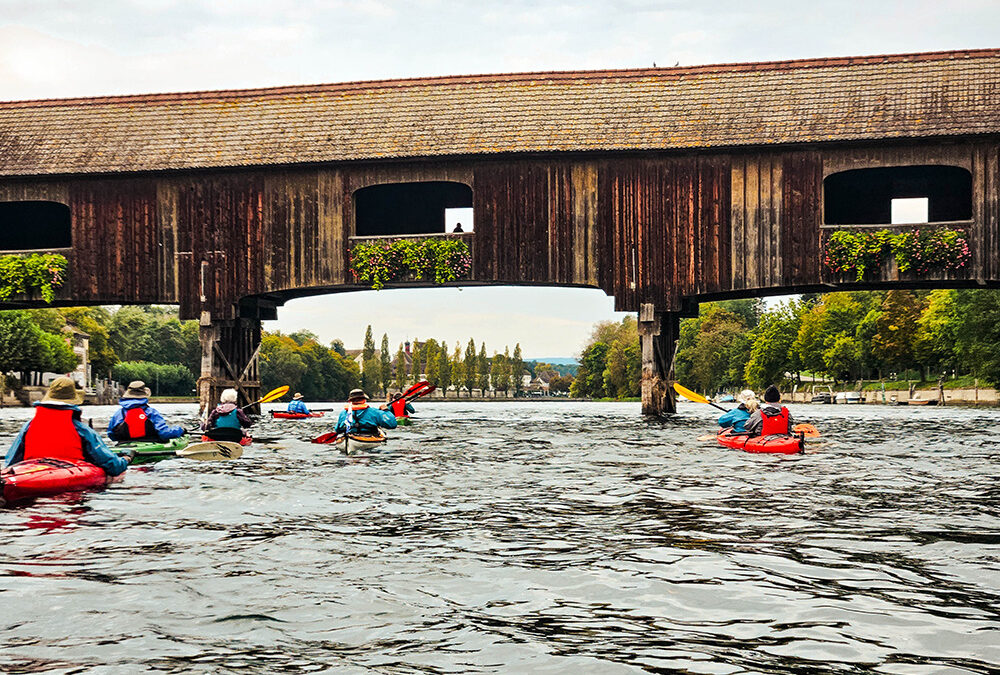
<box><xmin>0</xmin><ymin>139</ymin><xmax>996</xmax><ymax>320</ymax></box>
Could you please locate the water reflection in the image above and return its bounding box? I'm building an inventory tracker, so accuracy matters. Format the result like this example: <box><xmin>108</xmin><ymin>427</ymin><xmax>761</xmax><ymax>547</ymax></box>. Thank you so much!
<box><xmin>1</xmin><ymin>401</ymin><xmax>998</xmax><ymax>672</ymax></box>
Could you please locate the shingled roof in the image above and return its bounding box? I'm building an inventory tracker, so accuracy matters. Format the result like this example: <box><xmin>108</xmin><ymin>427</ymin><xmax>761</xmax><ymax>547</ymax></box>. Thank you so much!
<box><xmin>1</xmin><ymin>49</ymin><xmax>998</xmax><ymax>177</ymax></box>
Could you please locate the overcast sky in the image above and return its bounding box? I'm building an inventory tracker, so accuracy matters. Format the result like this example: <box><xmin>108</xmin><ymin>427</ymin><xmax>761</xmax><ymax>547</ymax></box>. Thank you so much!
<box><xmin>3</xmin><ymin>1</ymin><xmax>997</xmax><ymax>356</ymax></box>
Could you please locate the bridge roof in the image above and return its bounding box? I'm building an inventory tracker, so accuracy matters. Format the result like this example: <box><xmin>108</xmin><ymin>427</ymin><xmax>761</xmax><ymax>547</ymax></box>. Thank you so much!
<box><xmin>1</xmin><ymin>49</ymin><xmax>998</xmax><ymax>176</ymax></box>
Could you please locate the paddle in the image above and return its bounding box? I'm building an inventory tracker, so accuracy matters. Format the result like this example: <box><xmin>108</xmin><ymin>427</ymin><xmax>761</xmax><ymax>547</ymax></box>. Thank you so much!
<box><xmin>673</xmin><ymin>383</ymin><xmax>729</xmax><ymax>412</ymax></box>
<box><xmin>243</xmin><ymin>385</ymin><xmax>290</xmax><ymax>410</ymax></box>
<box><xmin>402</xmin><ymin>380</ymin><xmax>431</xmax><ymax>399</ymax></box>
<box><xmin>175</xmin><ymin>441</ymin><xmax>243</xmax><ymax>461</ymax></box>
<box><xmin>312</xmin><ymin>431</ymin><xmax>339</xmax><ymax>444</ymax></box>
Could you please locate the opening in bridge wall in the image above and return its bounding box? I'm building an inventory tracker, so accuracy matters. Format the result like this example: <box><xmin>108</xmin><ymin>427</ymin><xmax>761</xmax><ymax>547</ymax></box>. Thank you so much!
<box><xmin>354</xmin><ymin>182</ymin><xmax>473</xmax><ymax>236</ymax></box>
<box><xmin>824</xmin><ymin>165</ymin><xmax>972</xmax><ymax>226</ymax></box>
<box><xmin>0</xmin><ymin>201</ymin><xmax>72</xmax><ymax>250</ymax></box>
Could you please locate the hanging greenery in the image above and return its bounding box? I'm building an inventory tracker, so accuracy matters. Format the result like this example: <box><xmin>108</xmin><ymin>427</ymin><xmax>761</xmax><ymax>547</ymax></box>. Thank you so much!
<box><xmin>824</xmin><ymin>228</ymin><xmax>970</xmax><ymax>281</ymax></box>
<box><xmin>0</xmin><ymin>253</ymin><xmax>69</xmax><ymax>303</ymax></box>
<box><xmin>351</xmin><ymin>239</ymin><xmax>472</xmax><ymax>290</ymax></box>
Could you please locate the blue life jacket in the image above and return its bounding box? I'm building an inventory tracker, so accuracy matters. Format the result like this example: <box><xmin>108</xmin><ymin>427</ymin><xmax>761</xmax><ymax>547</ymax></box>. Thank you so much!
<box><xmin>214</xmin><ymin>408</ymin><xmax>241</xmax><ymax>429</ymax></box>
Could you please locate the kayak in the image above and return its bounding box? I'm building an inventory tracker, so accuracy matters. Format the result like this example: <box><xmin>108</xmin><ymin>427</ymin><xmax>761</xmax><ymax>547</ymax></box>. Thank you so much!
<box><xmin>115</xmin><ymin>435</ymin><xmax>190</xmax><ymax>465</ymax></box>
<box><xmin>333</xmin><ymin>433</ymin><xmax>387</xmax><ymax>455</ymax></box>
<box><xmin>717</xmin><ymin>428</ymin><xmax>804</xmax><ymax>454</ymax></box>
<box><xmin>395</xmin><ymin>416</ymin><xmax>412</xmax><ymax>426</ymax></box>
<box><xmin>1</xmin><ymin>458</ymin><xmax>111</xmax><ymax>507</ymax></box>
<box><xmin>270</xmin><ymin>411</ymin><xmax>325</xmax><ymax>419</ymax></box>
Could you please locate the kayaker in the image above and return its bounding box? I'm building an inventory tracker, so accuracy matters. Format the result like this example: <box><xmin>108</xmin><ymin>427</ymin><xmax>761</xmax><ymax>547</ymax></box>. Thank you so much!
<box><xmin>107</xmin><ymin>380</ymin><xmax>186</xmax><ymax>443</ymax></box>
<box><xmin>717</xmin><ymin>389</ymin><xmax>758</xmax><ymax>432</ymax></box>
<box><xmin>286</xmin><ymin>393</ymin><xmax>312</xmax><ymax>415</ymax></box>
<box><xmin>335</xmin><ymin>389</ymin><xmax>397</xmax><ymax>436</ymax></box>
<box><xmin>203</xmin><ymin>388</ymin><xmax>253</xmax><ymax>441</ymax></box>
<box><xmin>383</xmin><ymin>392</ymin><xmax>415</xmax><ymax>418</ymax></box>
<box><xmin>745</xmin><ymin>385</ymin><xmax>795</xmax><ymax>436</ymax></box>
<box><xmin>4</xmin><ymin>376</ymin><xmax>130</xmax><ymax>475</ymax></box>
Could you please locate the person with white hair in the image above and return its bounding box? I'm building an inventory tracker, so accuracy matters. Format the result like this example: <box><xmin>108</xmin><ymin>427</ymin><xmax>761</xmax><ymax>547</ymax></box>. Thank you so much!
<box><xmin>203</xmin><ymin>388</ymin><xmax>253</xmax><ymax>441</ymax></box>
<box><xmin>717</xmin><ymin>389</ymin><xmax>759</xmax><ymax>432</ymax></box>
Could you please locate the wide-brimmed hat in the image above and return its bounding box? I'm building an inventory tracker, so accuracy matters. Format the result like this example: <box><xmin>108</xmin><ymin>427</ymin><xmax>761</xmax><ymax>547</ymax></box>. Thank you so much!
<box><xmin>348</xmin><ymin>388</ymin><xmax>368</xmax><ymax>401</ymax></box>
<box><xmin>292</xmin><ymin>392</ymin><xmax>304</xmax><ymax>400</ymax></box>
<box><xmin>121</xmin><ymin>380</ymin><xmax>151</xmax><ymax>399</ymax></box>
<box><xmin>41</xmin><ymin>376</ymin><xmax>84</xmax><ymax>405</ymax></box>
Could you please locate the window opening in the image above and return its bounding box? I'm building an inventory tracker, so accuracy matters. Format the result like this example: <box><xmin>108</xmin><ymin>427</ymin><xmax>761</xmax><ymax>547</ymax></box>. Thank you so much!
<box><xmin>891</xmin><ymin>197</ymin><xmax>929</xmax><ymax>225</ymax></box>
<box><xmin>354</xmin><ymin>181</ymin><xmax>473</xmax><ymax>237</ymax></box>
<box><xmin>445</xmin><ymin>207</ymin><xmax>474</xmax><ymax>233</ymax></box>
<box><xmin>0</xmin><ymin>201</ymin><xmax>72</xmax><ymax>250</ymax></box>
<box><xmin>824</xmin><ymin>165</ymin><xmax>971</xmax><ymax>226</ymax></box>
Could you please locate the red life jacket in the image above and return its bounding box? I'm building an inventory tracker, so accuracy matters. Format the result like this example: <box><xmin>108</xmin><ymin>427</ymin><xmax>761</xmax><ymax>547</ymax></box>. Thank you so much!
<box><xmin>23</xmin><ymin>405</ymin><xmax>85</xmax><ymax>462</ymax></box>
<box><xmin>113</xmin><ymin>406</ymin><xmax>156</xmax><ymax>440</ymax></box>
<box><xmin>389</xmin><ymin>398</ymin><xmax>407</xmax><ymax>417</ymax></box>
<box><xmin>760</xmin><ymin>406</ymin><xmax>790</xmax><ymax>435</ymax></box>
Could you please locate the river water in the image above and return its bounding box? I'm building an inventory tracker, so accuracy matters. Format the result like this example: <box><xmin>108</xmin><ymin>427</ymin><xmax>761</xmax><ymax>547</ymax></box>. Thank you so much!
<box><xmin>0</xmin><ymin>401</ymin><xmax>998</xmax><ymax>673</ymax></box>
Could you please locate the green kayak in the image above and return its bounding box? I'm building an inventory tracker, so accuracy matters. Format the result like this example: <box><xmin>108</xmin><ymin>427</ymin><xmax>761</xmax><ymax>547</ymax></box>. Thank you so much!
<box><xmin>395</xmin><ymin>416</ymin><xmax>412</xmax><ymax>426</ymax></box>
<box><xmin>115</xmin><ymin>435</ymin><xmax>190</xmax><ymax>465</ymax></box>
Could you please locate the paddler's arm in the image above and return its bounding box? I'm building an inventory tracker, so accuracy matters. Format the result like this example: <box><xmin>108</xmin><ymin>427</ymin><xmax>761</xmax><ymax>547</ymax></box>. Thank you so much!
<box><xmin>334</xmin><ymin>410</ymin><xmax>348</xmax><ymax>434</ymax></box>
<box><xmin>376</xmin><ymin>409</ymin><xmax>397</xmax><ymax>429</ymax></box>
<box><xmin>745</xmin><ymin>411</ymin><xmax>763</xmax><ymax>436</ymax></box>
<box><xmin>74</xmin><ymin>421</ymin><xmax>129</xmax><ymax>476</ymax></box>
<box><xmin>405</xmin><ymin>402</ymin><xmax>415</xmax><ymax>414</ymax></box>
<box><xmin>3</xmin><ymin>422</ymin><xmax>30</xmax><ymax>468</ymax></box>
<box><xmin>236</xmin><ymin>408</ymin><xmax>253</xmax><ymax>427</ymax></box>
<box><xmin>145</xmin><ymin>407</ymin><xmax>185</xmax><ymax>440</ymax></box>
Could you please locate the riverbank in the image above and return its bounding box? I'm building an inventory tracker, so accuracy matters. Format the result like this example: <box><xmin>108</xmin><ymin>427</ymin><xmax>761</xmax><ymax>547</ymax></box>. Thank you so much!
<box><xmin>787</xmin><ymin>387</ymin><xmax>1000</xmax><ymax>406</ymax></box>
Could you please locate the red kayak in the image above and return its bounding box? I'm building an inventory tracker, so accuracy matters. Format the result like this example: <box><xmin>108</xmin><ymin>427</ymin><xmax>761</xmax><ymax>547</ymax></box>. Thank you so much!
<box><xmin>202</xmin><ymin>435</ymin><xmax>253</xmax><ymax>446</ymax></box>
<box><xmin>269</xmin><ymin>411</ymin><xmax>325</xmax><ymax>419</ymax></box>
<box><xmin>717</xmin><ymin>428</ymin><xmax>804</xmax><ymax>454</ymax></box>
<box><xmin>1</xmin><ymin>458</ymin><xmax>111</xmax><ymax>507</ymax></box>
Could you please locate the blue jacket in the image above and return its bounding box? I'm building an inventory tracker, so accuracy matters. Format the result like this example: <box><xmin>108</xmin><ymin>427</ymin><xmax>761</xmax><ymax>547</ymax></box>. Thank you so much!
<box><xmin>336</xmin><ymin>405</ymin><xmax>397</xmax><ymax>435</ymax></box>
<box><xmin>107</xmin><ymin>398</ymin><xmax>185</xmax><ymax>441</ymax></box>
<box><xmin>5</xmin><ymin>403</ymin><xmax>129</xmax><ymax>476</ymax></box>
<box><xmin>287</xmin><ymin>399</ymin><xmax>311</xmax><ymax>414</ymax></box>
<box><xmin>718</xmin><ymin>405</ymin><xmax>751</xmax><ymax>432</ymax></box>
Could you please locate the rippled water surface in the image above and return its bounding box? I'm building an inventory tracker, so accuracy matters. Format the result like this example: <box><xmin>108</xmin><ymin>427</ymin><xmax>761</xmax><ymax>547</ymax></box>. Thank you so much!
<box><xmin>1</xmin><ymin>401</ymin><xmax>998</xmax><ymax>673</ymax></box>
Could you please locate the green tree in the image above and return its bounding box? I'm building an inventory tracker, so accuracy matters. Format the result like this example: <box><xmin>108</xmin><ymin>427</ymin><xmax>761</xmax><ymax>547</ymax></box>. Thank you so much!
<box><xmin>361</xmin><ymin>325</ymin><xmax>378</xmax><ymax>394</ymax></box>
<box><xmin>511</xmin><ymin>343</ymin><xmax>524</xmax><ymax>395</ymax></box>
<box><xmin>823</xmin><ymin>334</ymin><xmax>862</xmax><ymax>382</ymax></box>
<box><xmin>424</xmin><ymin>339</ymin><xmax>440</xmax><ymax>384</ymax></box>
<box><xmin>677</xmin><ymin>305</ymin><xmax>750</xmax><ymax>393</ymax></box>
<box><xmin>0</xmin><ymin>311</ymin><xmax>45</xmax><ymax>375</ymax></box>
<box><xmin>394</xmin><ymin>343</ymin><xmax>406</xmax><ymax>391</ymax></box>
<box><xmin>379</xmin><ymin>333</ymin><xmax>392</xmax><ymax>394</ymax></box>
<box><xmin>260</xmin><ymin>333</ymin><xmax>307</xmax><ymax>395</ymax></box>
<box><xmin>451</xmin><ymin>343</ymin><xmax>465</xmax><ymax>396</ymax></box>
<box><xmin>914</xmin><ymin>290</ymin><xmax>960</xmax><ymax>375</ymax></box>
<box><xmin>744</xmin><ymin>304</ymin><xmax>800</xmax><ymax>389</ymax></box>
<box><xmin>62</xmin><ymin>307</ymin><xmax>118</xmax><ymax>377</ymax></box>
<box><xmin>571</xmin><ymin>342</ymin><xmax>610</xmax><ymax>397</ymax></box>
<box><xmin>953</xmin><ymin>289</ymin><xmax>1000</xmax><ymax>384</ymax></box>
<box><xmin>112</xmin><ymin>361</ymin><xmax>194</xmax><ymax>396</ymax></box>
<box><xmin>38</xmin><ymin>332</ymin><xmax>79</xmax><ymax>373</ymax></box>
<box><xmin>463</xmin><ymin>339</ymin><xmax>477</xmax><ymax>394</ymax></box>
<box><xmin>477</xmin><ymin>343</ymin><xmax>490</xmax><ymax>393</ymax></box>
<box><xmin>437</xmin><ymin>339</ymin><xmax>452</xmax><ymax>392</ymax></box>
<box><xmin>872</xmin><ymin>290</ymin><xmax>925</xmax><ymax>376</ymax></box>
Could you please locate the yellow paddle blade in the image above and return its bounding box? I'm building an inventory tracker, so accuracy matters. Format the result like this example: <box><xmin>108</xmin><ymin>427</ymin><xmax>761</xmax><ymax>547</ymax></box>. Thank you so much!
<box><xmin>259</xmin><ymin>385</ymin><xmax>290</xmax><ymax>403</ymax></box>
<box><xmin>673</xmin><ymin>382</ymin><xmax>710</xmax><ymax>404</ymax></box>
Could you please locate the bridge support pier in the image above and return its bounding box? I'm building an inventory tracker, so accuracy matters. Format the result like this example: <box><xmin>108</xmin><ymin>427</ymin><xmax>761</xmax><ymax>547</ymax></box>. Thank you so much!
<box><xmin>639</xmin><ymin>304</ymin><xmax>679</xmax><ymax>416</ymax></box>
<box><xmin>198</xmin><ymin>312</ymin><xmax>263</xmax><ymax>416</ymax></box>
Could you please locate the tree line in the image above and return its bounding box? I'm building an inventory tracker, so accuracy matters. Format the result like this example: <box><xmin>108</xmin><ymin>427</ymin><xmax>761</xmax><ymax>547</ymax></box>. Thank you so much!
<box><xmin>0</xmin><ymin>306</ymin><xmax>200</xmax><ymax>396</ymax></box>
<box><xmin>673</xmin><ymin>289</ymin><xmax>1000</xmax><ymax>394</ymax></box>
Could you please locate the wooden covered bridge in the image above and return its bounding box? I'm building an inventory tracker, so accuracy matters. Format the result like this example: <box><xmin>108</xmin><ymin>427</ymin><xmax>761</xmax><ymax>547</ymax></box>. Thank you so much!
<box><xmin>1</xmin><ymin>48</ymin><xmax>998</xmax><ymax>414</ymax></box>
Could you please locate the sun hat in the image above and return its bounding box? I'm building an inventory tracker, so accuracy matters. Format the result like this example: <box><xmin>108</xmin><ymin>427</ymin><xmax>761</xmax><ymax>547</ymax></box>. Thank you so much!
<box><xmin>121</xmin><ymin>380</ymin><xmax>151</xmax><ymax>399</ymax></box>
<box><xmin>41</xmin><ymin>376</ymin><xmax>84</xmax><ymax>405</ymax></box>
<box><xmin>292</xmin><ymin>392</ymin><xmax>304</xmax><ymax>400</ymax></box>
<box><xmin>348</xmin><ymin>388</ymin><xmax>368</xmax><ymax>401</ymax></box>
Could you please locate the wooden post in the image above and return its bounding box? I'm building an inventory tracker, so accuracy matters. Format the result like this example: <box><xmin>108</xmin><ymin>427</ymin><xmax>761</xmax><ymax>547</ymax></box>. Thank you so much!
<box><xmin>639</xmin><ymin>304</ymin><xmax>679</xmax><ymax>416</ymax></box>
<box><xmin>198</xmin><ymin>312</ymin><xmax>263</xmax><ymax>416</ymax></box>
